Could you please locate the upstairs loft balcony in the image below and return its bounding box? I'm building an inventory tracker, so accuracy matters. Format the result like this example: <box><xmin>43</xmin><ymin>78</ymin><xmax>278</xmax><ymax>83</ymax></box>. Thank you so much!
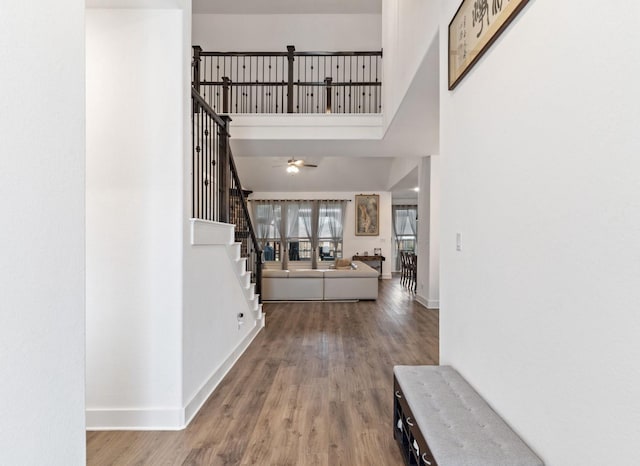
<box><xmin>192</xmin><ymin>45</ymin><xmax>384</xmax><ymax>140</ymax></box>
<box><xmin>193</xmin><ymin>45</ymin><xmax>382</xmax><ymax>114</ymax></box>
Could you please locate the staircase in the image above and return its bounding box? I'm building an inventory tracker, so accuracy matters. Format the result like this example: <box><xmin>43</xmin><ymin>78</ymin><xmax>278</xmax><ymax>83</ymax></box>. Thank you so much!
<box><xmin>191</xmin><ymin>87</ymin><xmax>263</xmax><ymax>315</ymax></box>
<box><xmin>228</xmin><ymin>240</ymin><xmax>263</xmax><ymax>321</ymax></box>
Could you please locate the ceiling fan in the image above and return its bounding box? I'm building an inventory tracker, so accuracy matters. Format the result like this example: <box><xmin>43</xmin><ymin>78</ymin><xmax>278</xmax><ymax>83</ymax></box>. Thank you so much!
<box><xmin>286</xmin><ymin>158</ymin><xmax>317</xmax><ymax>174</ymax></box>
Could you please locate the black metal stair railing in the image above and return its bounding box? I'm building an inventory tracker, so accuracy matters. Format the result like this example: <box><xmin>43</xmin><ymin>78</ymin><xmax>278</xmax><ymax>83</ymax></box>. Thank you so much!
<box><xmin>192</xmin><ymin>45</ymin><xmax>382</xmax><ymax>114</ymax></box>
<box><xmin>191</xmin><ymin>87</ymin><xmax>262</xmax><ymax>302</ymax></box>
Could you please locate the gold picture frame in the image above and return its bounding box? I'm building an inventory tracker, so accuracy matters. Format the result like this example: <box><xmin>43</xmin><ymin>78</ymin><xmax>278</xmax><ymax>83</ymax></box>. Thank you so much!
<box><xmin>448</xmin><ymin>0</ymin><xmax>530</xmax><ymax>90</ymax></box>
<box><xmin>355</xmin><ymin>194</ymin><xmax>379</xmax><ymax>236</ymax></box>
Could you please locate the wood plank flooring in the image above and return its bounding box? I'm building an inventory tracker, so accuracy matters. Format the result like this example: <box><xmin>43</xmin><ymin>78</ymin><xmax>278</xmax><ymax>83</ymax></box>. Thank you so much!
<box><xmin>86</xmin><ymin>277</ymin><xmax>439</xmax><ymax>465</ymax></box>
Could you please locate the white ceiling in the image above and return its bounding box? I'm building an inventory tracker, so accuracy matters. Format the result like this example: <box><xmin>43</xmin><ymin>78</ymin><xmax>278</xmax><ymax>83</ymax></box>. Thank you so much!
<box><xmin>234</xmin><ymin>156</ymin><xmax>394</xmax><ymax>193</ymax></box>
<box><xmin>192</xmin><ymin>0</ymin><xmax>381</xmax><ymax>15</ymax></box>
<box><xmin>232</xmin><ymin>35</ymin><xmax>439</xmax><ymax>197</ymax></box>
<box><xmin>389</xmin><ymin>167</ymin><xmax>420</xmax><ymax>200</ymax></box>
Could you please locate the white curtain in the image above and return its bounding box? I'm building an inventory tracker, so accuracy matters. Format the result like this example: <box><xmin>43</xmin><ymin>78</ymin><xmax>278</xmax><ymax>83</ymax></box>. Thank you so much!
<box><xmin>271</xmin><ymin>202</ymin><xmax>285</xmax><ymax>268</ymax></box>
<box><xmin>252</xmin><ymin>198</ymin><xmax>347</xmax><ymax>269</ymax></box>
<box><xmin>251</xmin><ymin>201</ymin><xmax>274</xmax><ymax>248</ymax></box>
<box><xmin>407</xmin><ymin>206</ymin><xmax>417</xmax><ymax>237</ymax></box>
<box><xmin>283</xmin><ymin>203</ymin><xmax>300</xmax><ymax>268</ymax></box>
<box><xmin>298</xmin><ymin>201</ymin><xmax>319</xmax><ymax>268</ymax></box>
<box><xmin>320</xmin><ymin>200</ymin><xmax>346</xmax><ymax>259</ymax></box>
<box><xmin>393</xmin><ymin>205</ymin><xmax>417</xmax><ymax>270</ymax></box>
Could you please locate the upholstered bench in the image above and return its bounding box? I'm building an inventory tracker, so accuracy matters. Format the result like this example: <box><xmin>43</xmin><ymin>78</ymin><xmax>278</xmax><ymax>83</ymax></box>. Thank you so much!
<box><xmin>393</xmin><ymin>365</ymin><xmax>544</xmax><ymax>466</ymax></box>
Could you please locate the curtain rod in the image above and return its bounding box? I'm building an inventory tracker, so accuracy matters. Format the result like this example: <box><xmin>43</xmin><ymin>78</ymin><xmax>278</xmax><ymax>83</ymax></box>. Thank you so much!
<box><xmin>249</xmin><ymin>199</ymin><xmax>352</xmax><ymax>202</ymax></box>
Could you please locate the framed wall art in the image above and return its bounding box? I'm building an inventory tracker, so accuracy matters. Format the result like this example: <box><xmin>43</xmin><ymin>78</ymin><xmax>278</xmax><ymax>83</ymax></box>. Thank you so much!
<box><xmin>355</xmin><ymin>194</ymin><xmax>379</xmax><ymax>236</ymax></box>
<box><xmin>448</xmin><ymin>0</ymin><xmax>530</xmax><ymax>90</ymax></box>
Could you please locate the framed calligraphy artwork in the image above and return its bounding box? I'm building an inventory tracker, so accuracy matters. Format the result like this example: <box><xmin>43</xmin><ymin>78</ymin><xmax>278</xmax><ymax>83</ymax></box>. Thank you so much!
<box><xmin>355</xmin><ymin>194</ymin><xmax>379</xmax><ymax>236</ymax></box>
<box><xmin>448</xmin><ymin>0</ymin><xmax>530</xmax><ymax>90</ymax></box>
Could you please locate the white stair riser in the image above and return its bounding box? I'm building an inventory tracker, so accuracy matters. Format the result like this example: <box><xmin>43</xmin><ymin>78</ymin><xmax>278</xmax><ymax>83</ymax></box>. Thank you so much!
<box><xmin>235</xmin><ymin>258</ymin><xmax>247</xmax><ymax>275</ymax></box>
<box><xmin>229</xmin><ymin>243</ymin><xmax>242</xmax><ymax>261</ymax></box>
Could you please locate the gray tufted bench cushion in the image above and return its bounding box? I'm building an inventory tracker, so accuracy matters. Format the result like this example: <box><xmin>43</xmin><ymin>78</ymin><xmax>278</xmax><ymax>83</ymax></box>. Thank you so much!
<box><xmin>393</xmin><ymin>365</ymin><xmax>544</xmax><ymax>466</ymax></box>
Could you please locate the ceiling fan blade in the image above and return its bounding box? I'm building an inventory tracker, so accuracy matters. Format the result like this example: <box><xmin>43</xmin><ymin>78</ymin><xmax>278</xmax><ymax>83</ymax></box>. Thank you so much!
<box><xmin>286</xmin><ymin>159</ymin><xmax>318</xmax><ymax>169</ymax></box>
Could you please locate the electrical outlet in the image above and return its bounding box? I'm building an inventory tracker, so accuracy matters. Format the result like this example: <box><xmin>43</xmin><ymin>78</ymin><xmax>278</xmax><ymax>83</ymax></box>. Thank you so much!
<box><xmin>456</xmin><ymin>233</ymin><xmax>462</xmax><ymax>252</ymax></box>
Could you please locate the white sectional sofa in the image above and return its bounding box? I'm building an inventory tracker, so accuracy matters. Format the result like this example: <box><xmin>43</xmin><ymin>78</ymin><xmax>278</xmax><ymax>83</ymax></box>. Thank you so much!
<box><xmin>262</xmin><ymin>260</ymin><xmax>379</xmax><ymax>301</ymax></box>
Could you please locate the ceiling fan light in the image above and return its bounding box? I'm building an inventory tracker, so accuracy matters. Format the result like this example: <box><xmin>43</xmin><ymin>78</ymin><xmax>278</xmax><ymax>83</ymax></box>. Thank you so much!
<box><xmin>287</xmin><ymin>165</ymin><xmax>299</xmax><ymax>174</ymax></box>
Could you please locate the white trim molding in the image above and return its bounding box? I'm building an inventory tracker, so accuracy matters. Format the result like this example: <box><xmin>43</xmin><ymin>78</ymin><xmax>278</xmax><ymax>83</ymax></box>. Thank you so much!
<box><xmin>415</xmin><ymin>294</ymin><xmax>439</xmax><ymax>310</ymax></box>
<box><xmin>191</xmin><ymin>218</ymin><xmax>234</xmax><ymax>245</ymax></box>
<box><xmin>86</xmin><ymin>301</ymin><xmax>265</xmax><ymax>431</ymax></box>
<box><xmin>86</xmin><ymin>408</ymin><xmax>185</xmax><ymax>431</ymax></box>
<box><xmin>229</xmin><ymin>113</ymin><xmax>384</xmax><ymax>140</ymax></box>
<box><xmin>184</xmin><ymin>317</ymin><xmax>264</xmax><ymax>425</ymax></box>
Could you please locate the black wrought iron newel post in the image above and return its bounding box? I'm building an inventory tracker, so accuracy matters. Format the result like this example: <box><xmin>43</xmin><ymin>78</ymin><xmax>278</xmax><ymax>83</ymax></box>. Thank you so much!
<box><xmin>286</xmin><ymin>45</ymin><xmax>295</xmax><ymax>113</ymax></box>
<box><xmin>192</xmin><ymin>46</ymin><xmax>202</xmax><ymax>112</ymax></box>
<box><xmin>218</xmin><ymin>115</ymin><xmax>231</xmax><ymax>223</ymax></box>
<box><xmin>324</xmin><ymin>77</ymin><xmax>333</xmax><ymax>113</ymax></box>
<box><xmin>222</xmin><ymin>77</ymin><xmax>230</xmax><ymax>114</ymax></box>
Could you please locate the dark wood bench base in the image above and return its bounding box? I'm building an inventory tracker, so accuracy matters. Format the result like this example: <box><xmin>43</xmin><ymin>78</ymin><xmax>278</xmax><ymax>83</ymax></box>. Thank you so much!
<box><xmin>394</xmin><ymin>376</ymin><xmax>437</xmax><ymax>466</ymax></box>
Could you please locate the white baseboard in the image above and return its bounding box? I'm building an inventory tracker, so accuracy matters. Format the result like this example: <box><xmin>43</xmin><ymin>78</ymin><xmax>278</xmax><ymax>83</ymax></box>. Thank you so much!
<box><xmin>86</xmin><ymin>319</ymin><xmax>264</xmax><ymax>431</ymax></box>
<box><xmin>183</xmin><ymin>319</ymin><xmax>263</xmax><ymax>426</ymax></box>
<box><xmin>415</xmin><ymin>294</ymin><xmax>440</xmax><ymax>310</ymax></box>
<box><xmin>86</xmin><ymin>408</ymin><xmax>185</xmax><ymax>431</ymax></box>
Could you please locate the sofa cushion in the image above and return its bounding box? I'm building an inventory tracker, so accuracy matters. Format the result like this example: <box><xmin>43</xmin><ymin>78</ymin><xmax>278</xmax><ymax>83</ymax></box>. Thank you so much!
<box><xmin>324</xmin><ymin>269</ymin><xmax>371</xmax><ymax>278</ymax></box>
<box><xmin>263</xmin><ymin>269</ymin><xmax>289</xmax><ymax>278</ymax></box>
<box><xmin>289</xmin><ymin>269</ymin><xmax>325</xmax><ymax>278</ymax></box>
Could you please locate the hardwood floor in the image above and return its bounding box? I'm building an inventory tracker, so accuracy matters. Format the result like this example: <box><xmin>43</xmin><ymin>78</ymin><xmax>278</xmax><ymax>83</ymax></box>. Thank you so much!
<box><xmin>86</xmin><ymin>277</ymin><xmax>439</xmax><ymax>465</ymax></box>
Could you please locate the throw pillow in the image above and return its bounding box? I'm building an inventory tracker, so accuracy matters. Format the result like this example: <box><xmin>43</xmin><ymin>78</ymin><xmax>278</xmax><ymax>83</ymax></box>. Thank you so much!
<box><xmin>336</xmin><ymin>258</ymin><xmax>351</xmax><ymax>268</ymax></box>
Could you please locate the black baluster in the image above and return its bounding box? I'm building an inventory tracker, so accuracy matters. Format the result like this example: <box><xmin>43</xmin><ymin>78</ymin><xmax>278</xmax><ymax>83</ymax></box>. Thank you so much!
<box><xmin>325</xmin><ymin>77</ymin><xmax>332</xmax><ymax>113</ymax></box>
<box><xmin>287</xmin><ymin>45</ymin><xmax>295</xmax><ymax>113</ymax></box>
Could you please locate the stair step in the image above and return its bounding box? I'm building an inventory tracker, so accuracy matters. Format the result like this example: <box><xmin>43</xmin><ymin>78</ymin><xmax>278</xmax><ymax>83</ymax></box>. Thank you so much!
<box><xmin>229</xmin><ymin>242</ymin><xmax>242</xmax><ymax>260</ymax></box>
<box><xmin>235</xmin><ymin>257</ymin><xmax>247</xmax><ymax>275</ymax></box>
<box><xmin>240</xmin><ymin>272</ymin><xmax>250</xmax><ymax>289</ymax></box>
<box><xmin>245</xmin><ymin>283</ymin><xmax>255</xmax><ymax>300</ymax></box>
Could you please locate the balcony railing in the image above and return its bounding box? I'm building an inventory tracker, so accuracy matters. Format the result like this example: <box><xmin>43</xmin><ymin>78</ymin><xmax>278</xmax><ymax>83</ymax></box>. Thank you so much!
<box><xmin>192</xmin><ymin>45</ymin><xmax>382</xmax><ymax>114</ymax></box>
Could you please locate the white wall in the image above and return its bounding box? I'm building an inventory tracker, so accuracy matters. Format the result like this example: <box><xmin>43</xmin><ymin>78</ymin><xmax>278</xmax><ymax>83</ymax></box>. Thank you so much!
<box><xmin>184</xmin><ymin>2</ymin><xmax>266</xmax><ymax>425</ymax></box>
<box><xmin>249</xmin><ymin>191</ymin><xmax>393</xmax><ymax>278</ymax></box>
<box><xmin>428</xmin><ymin>156</ymin><xmax>440</xmax><ymax>308</ymax></box>
<box><xmin>416</xmin><ymin>156</ymin><xmax>439</xmax><ymax>309</ymax></box>
<box><xmin>440</xmin><ymin>0</ymin><xmax>640</xmax><ymax>463</ymax></box>
<box><xmin>382</xmin><ymin>0</ymin><xmax>439</xmax><ymax>127</ymax></box>
<box><xmin>0</xmin><ymin>1</ymin><xmax>86</xmax><ymax>464</ymax></box>
<box><xmin>192</xmin><ymin>14</ymin><xmax>381</xmax><ymax>51</ymax></box>
<box><xmin>182</xmin><ymin>222</ymin><xmax>263</xmax><ymax>422</ymax></box>
<box><xmin>387</xmin><ymin>157</ymin><xmax>420</xmax><ymax>190</ymax></box>
<box><xmin>86</xmin><ymin>8</ymin><xmax>185</xmax><ymax>428</ymax></box>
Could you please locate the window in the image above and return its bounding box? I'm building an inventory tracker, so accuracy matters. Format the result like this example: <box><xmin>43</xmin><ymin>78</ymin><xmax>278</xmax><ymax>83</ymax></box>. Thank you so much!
<box><xmin>392</xmin><ymin>205</ymin><xmax>418</xmax><ymax>271</ymax></box>
<box><xmin>251</xmin><ymin>199</ymin><xmax>347</xmax><ymax>268</ymax></box>
<box><xmin>318</xmin><ymin>201</ymin><xmax>345</xmax><ymax>261</ymax></box>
